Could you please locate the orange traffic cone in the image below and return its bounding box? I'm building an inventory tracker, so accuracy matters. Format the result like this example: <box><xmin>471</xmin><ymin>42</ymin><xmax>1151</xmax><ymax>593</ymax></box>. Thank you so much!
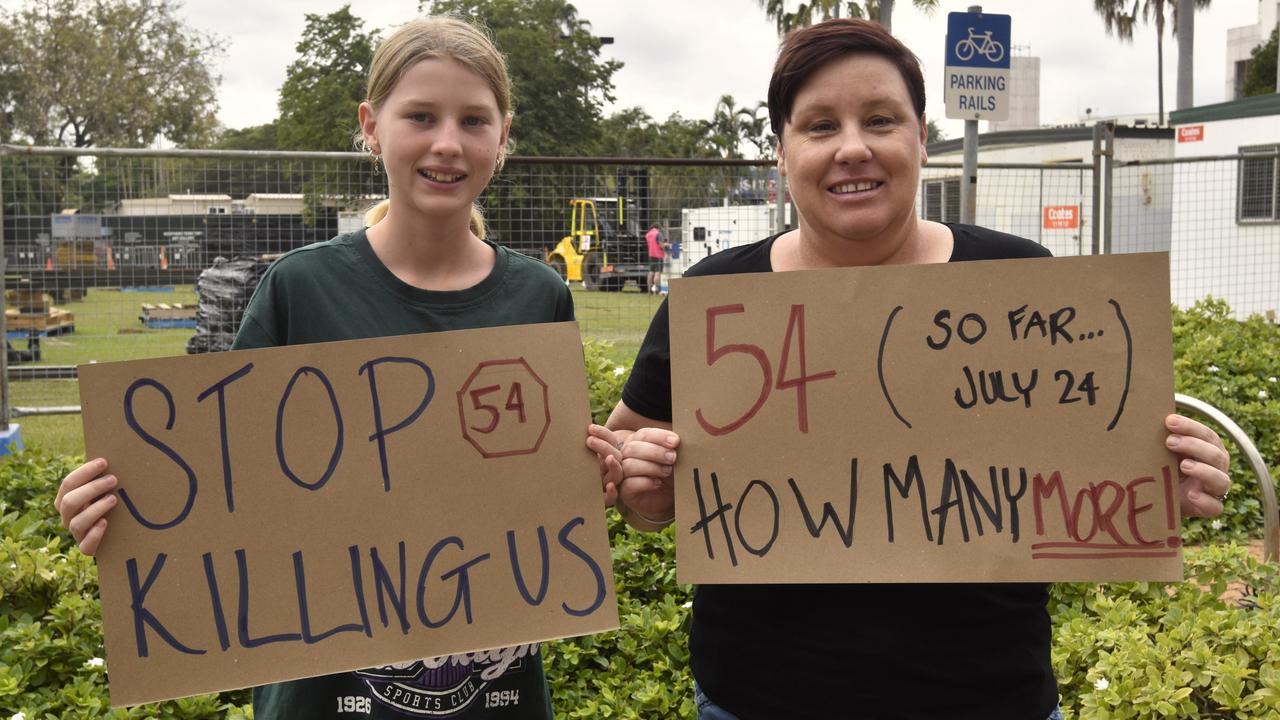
<box><xmin>45</xmin><ymin>257</ymin><xmax>53</xmax><ymax>270</ymax></box>
<box><xmin>106</xmin><ymin>244</ymin><xmax>115</xmax><ymax>270</ymax></box>
<box><xmin>159</xmin><ymin>247</ymin><xmax>168</xmax><ymax>270</ymax></box>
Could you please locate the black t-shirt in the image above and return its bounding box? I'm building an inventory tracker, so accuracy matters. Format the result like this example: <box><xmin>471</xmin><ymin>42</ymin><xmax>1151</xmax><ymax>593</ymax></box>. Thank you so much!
<box><xmin>622</xmin><ymin>224</ymin><xmax>1058</xmax><ymax>720</ymax></box>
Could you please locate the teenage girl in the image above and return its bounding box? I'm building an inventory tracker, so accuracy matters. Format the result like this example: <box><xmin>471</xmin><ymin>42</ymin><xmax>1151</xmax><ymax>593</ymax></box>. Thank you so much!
<box><xmin>55</xmin><ymin>16</ymin><xmax>568</xmax><ymax>719</ymax></box>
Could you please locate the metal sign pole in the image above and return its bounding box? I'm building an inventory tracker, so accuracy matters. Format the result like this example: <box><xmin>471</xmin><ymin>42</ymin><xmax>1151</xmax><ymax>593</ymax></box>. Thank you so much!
<box><xmin>961</xmin><ymin>117</ymin><xmax>978</xmax><ymax>225</ymax></box>
<box><xmin>944</xmin><ymin>4</ymin><xmax>1009</xmax><ymax>226</ymax></box>
<box><xmin>959</xmin><ymin>4</ymin><xmax>983</xmax><ymax>225</ymax></box>
<box><xmin>1091</xmin><ymin>123</ymin><xmax>1103</xmax><ymax>256</ymax></box>
<box><xmin>1103</xmin><ymin>122</ymin><xmax>1115</xmax><ymax>254</ymax></box>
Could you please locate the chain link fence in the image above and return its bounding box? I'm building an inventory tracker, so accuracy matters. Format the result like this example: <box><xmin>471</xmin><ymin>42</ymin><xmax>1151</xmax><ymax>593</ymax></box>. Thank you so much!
<box><xmin>2</xmin><ymin>145</ymin><xmax>1278</xmax><ymax>446</ymax></box>
<box><xmin>922</xmin><ymin>153</ymin><xmax>1280</xmax><ymax>318</ymax></box>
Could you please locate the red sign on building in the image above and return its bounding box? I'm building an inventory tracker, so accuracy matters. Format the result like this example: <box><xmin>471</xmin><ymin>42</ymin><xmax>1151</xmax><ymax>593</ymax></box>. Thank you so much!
<box><xmin>1177</xmin><ymin>125</ymin><xmax>1204</xmax><ymax>143</ymax></box>
<box><xmin>1042</xmin><ymin>205</ymin><xmax>1079</xmax><ymax>230</ymax></box>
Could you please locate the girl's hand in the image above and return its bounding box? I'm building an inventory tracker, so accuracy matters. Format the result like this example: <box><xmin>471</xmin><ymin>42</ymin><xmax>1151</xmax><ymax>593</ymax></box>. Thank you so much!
<box><xmin>1166</xmin><ymin>414</ymin><xmax>1231</xmax><ymax>519</ymax></box>
<box><xmin>53</xmin><ymin>457</ymin><xmax>118</xmax><ymax>555</ymax></box>
<box><xmin>586</xmin><ymin>424</ymin><xmax>679</xmax><ymax>529</ymax></box>
<box><xmin>586</xmin><ymin>424</ymin><xmax>626</xmax><ymax>506</ymax></box>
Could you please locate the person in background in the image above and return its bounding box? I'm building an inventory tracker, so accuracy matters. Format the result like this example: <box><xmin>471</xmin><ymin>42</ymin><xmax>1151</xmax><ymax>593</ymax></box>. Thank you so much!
<box><xmin>54</xmin><ymin>16</ymin><xmax>578</xmax><ymax>720</ymax></box>
<box><xmin>586</xmin><ymin>18</ymin><xmax>1233</xmax><ymax>720</ymax></box>
<box><xmin>645</xmin><ymin>223</ymin><xmax>668</xmax><ymax>294</ymax></box>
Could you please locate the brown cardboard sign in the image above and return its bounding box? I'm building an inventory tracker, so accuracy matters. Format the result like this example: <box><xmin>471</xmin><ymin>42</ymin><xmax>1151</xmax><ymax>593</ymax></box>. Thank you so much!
<box><xmin>669</xmin><ymin>253</ymin><xmax>1181</xmax><ymax>584</ymax></box>
<box><xmin>78</xmin><ymin>322</ymin><xmax>618</xmax><ymax>707</ymax></box>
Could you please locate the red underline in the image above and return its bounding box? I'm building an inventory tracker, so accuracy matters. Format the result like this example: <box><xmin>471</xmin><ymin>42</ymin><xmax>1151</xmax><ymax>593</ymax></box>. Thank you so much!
<box><xmin>1031</xmin><ymin>541</ymin><xmax>1167</xmax><ymax>550</ymax></box>
<box><xmin>1031</xmin><ymin>551</ymin><xmax>1181</xmax><ymax>560</ymax></box>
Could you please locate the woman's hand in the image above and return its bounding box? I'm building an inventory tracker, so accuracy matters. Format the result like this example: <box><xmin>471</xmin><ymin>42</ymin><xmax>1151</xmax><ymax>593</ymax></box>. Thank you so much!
<box><xmin>586</xmin><ymin>423</ymin><xmax>679</xmax><ymax>529</ymax></box>
<box><xmin>1167</xmin><ymin>414</ymin><xmax>1231</xmax><ymax>519</ymax></box>
<box><xmin>53</xmin><ymin>457</ymin><xmax>118</xmax><ymax>555</ymax></box>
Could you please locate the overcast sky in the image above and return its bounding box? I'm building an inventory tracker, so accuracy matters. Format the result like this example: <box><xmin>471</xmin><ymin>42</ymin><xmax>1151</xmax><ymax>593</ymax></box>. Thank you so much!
<box><xmin>168</xmin><ymin>0</ymin><xmax>1271</xmax><ymax>143</ymax></box>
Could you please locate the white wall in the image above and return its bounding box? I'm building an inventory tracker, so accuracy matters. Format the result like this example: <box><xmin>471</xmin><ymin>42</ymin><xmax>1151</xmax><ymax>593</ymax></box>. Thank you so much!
<box><xmin>927</xmin><ymin>135</ymin><xmax>1173</xmax><ymax>258</ymax></box>
<box><xmin>987</xmin><ymin>56</ymin><xmax>1041</xmax><ymax>133</ymax></box>
<box><xmin>1173</xmin><ymin>115</ymin><xmax>1280</xmax><ymax>157</ymax></box>
<box><xmin>118</xmin><ymin>199</ymin><xmax>171</xmax><ymax>217</ymax></box>
<box><xmin>245</xmin><ymin>194</ymin><xmax>305</xmax><ymax>215</ymax></box>
<box><xmin>1170</xmin><ymin>113</ymin><xmax>1280</xmax><ymax>316</ymax></box>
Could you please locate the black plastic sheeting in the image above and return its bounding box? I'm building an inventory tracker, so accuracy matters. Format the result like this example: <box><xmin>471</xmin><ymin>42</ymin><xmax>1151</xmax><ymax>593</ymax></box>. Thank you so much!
<box><xmin>186</xmin><ymin>257</ymin><xmax>271</xmax><ymax>354</ymax></box>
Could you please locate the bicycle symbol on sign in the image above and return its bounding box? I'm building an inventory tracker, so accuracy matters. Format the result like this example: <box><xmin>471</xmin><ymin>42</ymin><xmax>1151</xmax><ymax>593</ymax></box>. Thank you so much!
<box><xmin>954</xmin><ymin>27</ymin><xmax>1005</xmax><ymax>63</ymax></box>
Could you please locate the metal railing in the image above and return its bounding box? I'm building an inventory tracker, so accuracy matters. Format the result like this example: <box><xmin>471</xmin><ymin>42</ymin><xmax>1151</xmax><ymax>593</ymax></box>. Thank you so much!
<box><xmin>1177</xmin><ymin>393</ymin><xmax>1280</xmax><ymax>562</ymax></box>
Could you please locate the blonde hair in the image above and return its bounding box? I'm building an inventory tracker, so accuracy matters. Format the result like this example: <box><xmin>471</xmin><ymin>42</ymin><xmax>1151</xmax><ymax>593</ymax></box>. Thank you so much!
<box><xmin>359</xmin><ymin>16</ymin><xmax>513</xmax><ymax>239</ymax></box>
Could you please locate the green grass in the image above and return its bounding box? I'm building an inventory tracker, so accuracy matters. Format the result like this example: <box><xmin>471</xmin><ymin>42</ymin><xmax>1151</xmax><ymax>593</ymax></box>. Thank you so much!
<box><xmin>571</xmin><ymin>284</ymin><xmax>664</xmax><ymax>362</ymax></box>
<box><xmin>8</xmin><ymin>283</ymin><xmax>656</xmax><ymax>457</ymax></box>
<box><xmin>9</xmin><ymin>287</ymin><xmax>199</xmax><ymax>458</ymax></box>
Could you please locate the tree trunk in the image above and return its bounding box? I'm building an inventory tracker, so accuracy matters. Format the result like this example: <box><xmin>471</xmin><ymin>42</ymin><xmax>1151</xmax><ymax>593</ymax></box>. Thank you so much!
<box><xmin>879</xmin><ymin>0</ymin><xmax>894</xmax><ymax>32</ymax></box>
<box><xmin>1176</xmin><ymin>0</ymin><xmax>1194</xmax><ymax>110</ymax></box>
<box><xmin>1156</xmin><ymin>16</ymin><xmax>1165</xmax><ymax>125</ymax></box>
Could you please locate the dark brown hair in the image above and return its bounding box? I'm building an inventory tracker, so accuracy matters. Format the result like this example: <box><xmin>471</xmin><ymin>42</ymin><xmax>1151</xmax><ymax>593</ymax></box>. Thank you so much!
<box><xmin>767</xmin><ymin>18</ymin><xmax>926</xmax><ymax>137</ymax></box>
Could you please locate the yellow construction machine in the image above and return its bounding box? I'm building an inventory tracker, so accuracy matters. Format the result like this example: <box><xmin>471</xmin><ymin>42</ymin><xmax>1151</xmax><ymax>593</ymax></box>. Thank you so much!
<box><xmin>545</xmin><ymin>197</ymin><xmax>649</xmax><ymax>291</ymax></box>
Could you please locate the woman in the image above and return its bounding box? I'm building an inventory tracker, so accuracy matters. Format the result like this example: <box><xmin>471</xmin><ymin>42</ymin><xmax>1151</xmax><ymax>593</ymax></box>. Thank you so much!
<box><xmin>586</xmin><ymin>19</ymin><xmax>1232</xmax><ymax>720</ymax></box>
<box><xmin>57</xmin><ymin>16</ymin><xmax>569</xmax><ymax>719</ymax></box>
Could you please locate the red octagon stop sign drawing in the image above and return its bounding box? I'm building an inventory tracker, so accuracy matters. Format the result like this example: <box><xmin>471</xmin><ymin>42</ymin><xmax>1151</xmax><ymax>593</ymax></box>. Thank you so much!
<box><xmin>456</xmin><ymin>357</ymin><xmax>551</xmax><ymax>458</ymax></box>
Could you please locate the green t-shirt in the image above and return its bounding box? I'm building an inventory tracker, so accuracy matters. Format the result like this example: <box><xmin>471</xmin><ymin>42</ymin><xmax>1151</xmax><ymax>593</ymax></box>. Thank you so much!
<box><xmin>234</xmin><ymin>230</ymin><xmax>574</xmax><ymax>348</ymax></box>
<box><xmin>234</xmin><ymin>230</ymin><xmax>569</xmax><ymax>719</ymax></box>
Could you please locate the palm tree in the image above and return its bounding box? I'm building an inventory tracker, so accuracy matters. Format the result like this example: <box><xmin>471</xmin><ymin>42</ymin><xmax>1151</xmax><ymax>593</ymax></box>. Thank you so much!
<box><xmin>705</xmin><ymin>95</ymin><xmax>769</xmax><ymax>158</ymax></box>
<box><xmin>876</xmin><ymin>0</ymin><xmax>940</xmax><ymax>34</ymax></box>
<box><xmin>1093</xmin><ymin>0</ymin><xmax>1210</xmax><ymax>124</ymax></box>
<box><xmin>756</xmin><ymin>0</ymin><xmax>937</xmax><ymax>34</ymax></box>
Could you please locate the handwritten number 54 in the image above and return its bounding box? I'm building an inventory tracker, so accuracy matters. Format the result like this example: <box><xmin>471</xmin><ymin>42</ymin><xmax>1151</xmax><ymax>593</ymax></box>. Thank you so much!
<box><xmin>695</xmin><ymin>304</ymin><xmax>836</xmax><ymax>437</ymax></box>
<box><xmin>468</xmin><ymin>382</ymin><xmax>527</xmax><ymax>433</ymax></box>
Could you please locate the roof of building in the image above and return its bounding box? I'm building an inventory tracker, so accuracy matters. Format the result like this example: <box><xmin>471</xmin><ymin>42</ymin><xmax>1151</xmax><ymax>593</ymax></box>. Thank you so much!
<box><xmin>1168</xmin><ymin>93</ymin><xmax>1280</xmax><ymax>125</ymax></box>
<box><xmin>166</xmin><ymin>194</ymin><xmax>233</xmax><ymax>201</ymax></box>
<box><xmin>927</xmin><ymin>125</ymin><xmax>1171</xmax><ymax>155</ymax></box>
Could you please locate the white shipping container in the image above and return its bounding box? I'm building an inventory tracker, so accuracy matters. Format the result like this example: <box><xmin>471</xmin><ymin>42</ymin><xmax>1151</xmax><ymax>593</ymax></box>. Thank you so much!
<box><xmin>674</xmin><ymin>204</ymin><xmax>790</xmax><ymax>277</ymax></box>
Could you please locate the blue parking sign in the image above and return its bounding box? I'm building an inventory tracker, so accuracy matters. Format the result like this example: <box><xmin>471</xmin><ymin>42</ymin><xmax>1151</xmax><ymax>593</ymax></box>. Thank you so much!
<box><xmin>946</xmin><ymin>12</ymin><xmax>1011</xmax><ymax>70</ymax></box>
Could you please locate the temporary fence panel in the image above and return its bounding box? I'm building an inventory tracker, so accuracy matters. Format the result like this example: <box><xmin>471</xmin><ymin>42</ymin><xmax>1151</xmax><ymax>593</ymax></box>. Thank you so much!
<box><xmin>0</xmin><ymin>147</ymin><xmax>777</xmax><ymax>421</ymax></box>
<box><xmin>2</xmin><ymin>146</ymin><xmax>1278</xmax><ymax>427</ymax></box>
<box><xmin>1117</xmin><ymin>153</ymin><xmax>1280</xmax><ymax>319</ymax></box>
<box><xmin>918</xmin><ymin>162</ymin><xmax>1094</xmax><ymax>257</ymax></box>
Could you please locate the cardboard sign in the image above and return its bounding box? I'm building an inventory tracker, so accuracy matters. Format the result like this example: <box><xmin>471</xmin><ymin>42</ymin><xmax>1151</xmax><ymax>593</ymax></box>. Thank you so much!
<box><xmin>79</xmin><ymin>322</ymin><xmax>618</xmax><ymax>707</ymax></box>
<box><xmin>1043</xmin><ymin>205</ymin><xmax>1080</xmax><ymax>230</ymax></box>
<box><xmin>1177</xmin><ymin>125</ymin><xmax>1204</xmax><ymax>143</ymax></box>
<box><xmin>669</xmin><ymin>253</ymin><xmax>1180</xmax><ymax>584</ymax></box>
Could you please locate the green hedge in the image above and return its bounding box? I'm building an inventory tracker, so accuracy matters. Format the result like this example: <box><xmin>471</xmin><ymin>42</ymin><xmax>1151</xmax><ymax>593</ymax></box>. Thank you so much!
<box><xmin>3</xmin><ymin>327</ymin><xmax>1279</xmax><ymax>719</ymax></box>
<box><xmin>1172</xmin><ymin>299</ymin><xmax>1280</xmax><ymax>544</ymax></box>
<box><xmin>1049</xmin><ymin>546</ymin><xmax>1280</xmax><ymax>718</ymax></box>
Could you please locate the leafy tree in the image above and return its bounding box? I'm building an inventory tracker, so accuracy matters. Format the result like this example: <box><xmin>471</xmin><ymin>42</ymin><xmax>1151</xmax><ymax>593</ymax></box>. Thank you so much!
<box><xmin>276</xmin><ymin>5</ymin><xmax>377</xmax><ymax>152</ymax></box>
<box><xmin>1093</xmin><ymin>0</ymin><xmax>1211</xmax><ymax>125</ymax></box>
<box><xmin>0</xmin><ymin>0</ymin><xmax>222</xmax><ymax>148</ymax></box>
<box><xmin>425</xmin><ymin>0</ymin><xmax>620</xmax><ymax>156</ymax></box>
<box><xmin>213</xmin><ymin>122</ymin><xmax>280</xmax><ymax>151</ymax></box>
<box><xmin>926</xmin><ymin>118</ymin><xmax>945</xmax><ymax>144</ymax></box>
<box><xmin>595</xmin><ymin>108</ymin><xmax>719</xmax><ymax>158</ymax></box>
<box><xmin>1242</xmin><ymin>27</ymin><xmax>1278</xmax><ymax>97</ymax></box>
